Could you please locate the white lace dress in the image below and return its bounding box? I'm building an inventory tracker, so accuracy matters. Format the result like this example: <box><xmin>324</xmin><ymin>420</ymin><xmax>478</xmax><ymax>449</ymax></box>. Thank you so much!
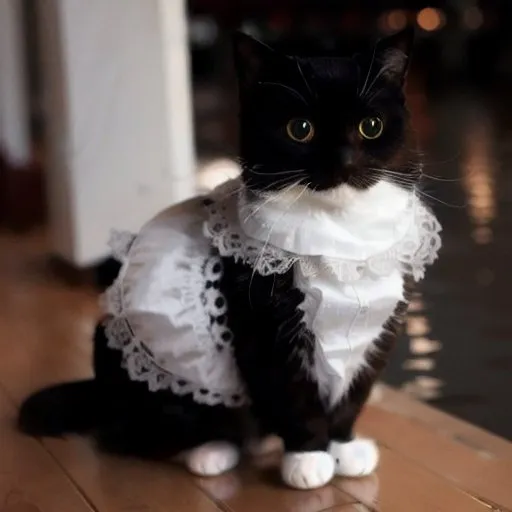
<box><xmin>102</xmin><ymin>178</ymin><xmax>442</xmax><ymax>408</ymax></box>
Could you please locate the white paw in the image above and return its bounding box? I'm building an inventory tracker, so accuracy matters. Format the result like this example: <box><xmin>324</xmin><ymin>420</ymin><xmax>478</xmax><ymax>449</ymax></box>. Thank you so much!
<box><xmin>186</xmin><ymin>441</ymin><xmax>240</xmax><ymax>477</ymax></box>
<box><xmin>281</xmin><ymin>451</ymin><xmax>335</xmax><ymax>490</ymax></box>
<box><xmin>329</xmin><ymin>438</ymin><xmax>379</xmax><ymax>477</ymax></box>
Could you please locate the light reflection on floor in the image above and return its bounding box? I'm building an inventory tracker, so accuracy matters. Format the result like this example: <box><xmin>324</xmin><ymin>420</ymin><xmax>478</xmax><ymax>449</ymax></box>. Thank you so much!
<box><xmin>462</xmin><ymin>109</ymin><xmax>496</xmax><ymax>245</ymax></box>
<box><xmin>401</xmin><ymin>293</ymin><xmax>443</xmax><ymax>401</ymax></box>
<box><xmin>384</xmin><ymin>89</ymin><xmax>512</xmax><ymax>439</ymax></box>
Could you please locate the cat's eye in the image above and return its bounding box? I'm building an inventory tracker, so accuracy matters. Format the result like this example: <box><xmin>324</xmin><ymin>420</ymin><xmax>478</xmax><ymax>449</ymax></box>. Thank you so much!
<box><xmin>286</xmin><ymin>119</ymin><xmax>315</xmax><ymax>143</ymax></box>
<box><xmin>358</xmin><ymin>117</ymin><xmax>384</xmax><ymax>140</ymax></box>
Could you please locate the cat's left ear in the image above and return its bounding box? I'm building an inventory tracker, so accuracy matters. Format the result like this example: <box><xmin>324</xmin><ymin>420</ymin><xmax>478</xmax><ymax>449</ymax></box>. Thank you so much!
<box><xmin>375</xmin><ymin>27</ymin><xmax>414</xmax><ymax>85</ymax></box>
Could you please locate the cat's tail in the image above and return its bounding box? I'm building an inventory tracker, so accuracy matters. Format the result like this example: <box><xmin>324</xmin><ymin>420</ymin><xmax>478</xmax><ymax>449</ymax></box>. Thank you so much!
<box><xmin>18</xmin><ymin>379</ymin><xmax>103</xmax><ymax>437</ymax></box>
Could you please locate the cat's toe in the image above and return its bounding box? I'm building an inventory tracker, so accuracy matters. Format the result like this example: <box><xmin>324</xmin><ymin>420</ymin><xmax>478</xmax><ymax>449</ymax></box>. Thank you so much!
<box><xmin>329</xmin><ymin>438</ymin><xmax>379</xmax><ymax>477</ymax></box>
<box><xmin>281</xmin><ymin>451</ymin><xmax>335</xmax><ymax>490</ymax></box>
<box><xmin>186</xmin><ymin>441</ymin><xmax>240</xmax><ymax>477</ymax></box>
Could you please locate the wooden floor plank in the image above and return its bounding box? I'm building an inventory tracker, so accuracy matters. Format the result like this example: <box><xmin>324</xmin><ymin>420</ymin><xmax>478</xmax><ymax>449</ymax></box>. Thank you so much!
<box><xmin>0</xmin><ymin>387</ymin><xmax>94</xmax><ymax>512</ymax></box>
<box><xmin>358</xmin><ymin>406</ymin><xmax>512</xmax><ymax>511</ymax></box>
<box><xmin>332</xmin><ymin>447</ymin><xmax>493</xmax><ymax>512</ymax></box>
<box><xmin>195</xmin><ymin>452</ymin><xmax>356</xmax><ymax>512</ymax></box>
<box><xmin>45</xmin><ymin>437</ymin><xmax>224</xmax><ymax>512</ymax></box>
<box><xmin>324</xmin><ymin>505</ymin><xmax>372</xmax><ymax>512</ymax></box>
<box><xmin>377</xmin><ymin>384</ymin><xmax>512</xmax><ymax>461</ymax></box>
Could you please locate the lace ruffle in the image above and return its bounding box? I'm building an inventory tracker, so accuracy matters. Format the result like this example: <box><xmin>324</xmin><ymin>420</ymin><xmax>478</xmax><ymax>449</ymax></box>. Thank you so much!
<box><xmin>108</xmin><ymin>229</ymin><xmax>136</xmax><ymax>261</ymax></box>
<box><xmin>103</xmin><ymin>315</ymin><xmax>245</xmax><ymax>407</ymax></box>
<box><xmin>102</xmin><ymin>226</ymin><xmax>247</xmax><ymax>408</ymax></box>
<box><xmin>203</xmin><ymin>194</ymin><xmax>301</xmax><ymax>276</ymax></box>
<box><xmin>203</xmin><ymin>183</ymin><xmax>441</xmax><ymax>283</ymax></box>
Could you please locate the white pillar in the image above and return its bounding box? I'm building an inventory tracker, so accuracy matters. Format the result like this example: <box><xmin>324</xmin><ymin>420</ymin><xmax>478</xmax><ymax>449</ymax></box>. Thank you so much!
<box><xmin>0</xmin><ymin>0</ymin><xmax>31</xmax><ymax>167</ymax></box>
<box><xmin>39</xmin><ymin>0</ymin><xmax>196</xmax><ymax>266</ymax></box>
<box><xmin>158</xmin><ymin>0</ymin><xmax>196</xmax><ymax>201</ymax></box>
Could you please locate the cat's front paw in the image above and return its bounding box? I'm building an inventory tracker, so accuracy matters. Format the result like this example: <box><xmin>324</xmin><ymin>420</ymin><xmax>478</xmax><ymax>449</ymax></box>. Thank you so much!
<box><xmin>329</xmin><ymin>438</ymin><xmax>379</xmax><ymax>477</ymax></box>
<box><xmin>186</xmin><ymin>441</ymin><xmax>240</xmax><ymax>477</ymax></box>
<box><xmin>281</xmin><ymin>451</ymin><xmax>335</xmax><ymax>490</ymax></box>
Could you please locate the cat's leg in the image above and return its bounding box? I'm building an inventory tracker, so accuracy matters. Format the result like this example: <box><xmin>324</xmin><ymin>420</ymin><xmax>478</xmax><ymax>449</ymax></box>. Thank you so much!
<box><xmin>236</xmin><ymin>335</ymin><xmax>335</xmax><ymax>488</ymax></box>
<box><xmin>239</xmin><ymin>325</ymin><xmax>335</xmax><ymax>489</ymax></box>
<box><xmin>327</xmin><ymin>367</ymin><xmax>382</xmax><ymax>478</ymax></box>
<box><xmin>221</xmin><ymin>260</ymin><xmax>335</xmax><ymax>489</ymax></box>
<box><xmin>329</xmin><ymin>297</ymin><xmax>409</xmax><ymax>477</ymax></box>
<box><xmin>327</xmin><ymin>373</ymin><xmax>379</xmax><ymax>477</ymax></box>
<box><xmin>276</xmin><ymin>400</ymin><xmax>334</xmax><ymax>490</ymax></box>
<box><xmin>234</xmin><ymin>341</ymin><xmax>335</xmax><ymax>489</ymax></box>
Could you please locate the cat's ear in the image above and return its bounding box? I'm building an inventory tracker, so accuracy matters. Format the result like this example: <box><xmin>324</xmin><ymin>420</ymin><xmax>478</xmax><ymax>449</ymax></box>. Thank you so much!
<box><xmin>232</xmin><ymin>32</ymin><xmax>277</xmax><ymax>91</ymax></box>
<box><xmin>375</xmin><ymin>27</ymin><xmax>414</xmax><ymax>85</ymax></box>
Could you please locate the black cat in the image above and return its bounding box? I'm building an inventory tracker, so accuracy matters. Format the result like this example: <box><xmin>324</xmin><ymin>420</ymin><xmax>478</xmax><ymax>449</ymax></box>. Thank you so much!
<box><xmin>18</xmin><ymin>28</ymin><xmax>441</xmax><ymax>489</ymax></box>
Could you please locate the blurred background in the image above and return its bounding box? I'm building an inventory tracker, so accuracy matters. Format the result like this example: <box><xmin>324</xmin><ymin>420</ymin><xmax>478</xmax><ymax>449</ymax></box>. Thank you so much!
<box><xmin>0</xmin><ymin>0</ymin><xmax>511</xmax><ymax>439</ymax></box>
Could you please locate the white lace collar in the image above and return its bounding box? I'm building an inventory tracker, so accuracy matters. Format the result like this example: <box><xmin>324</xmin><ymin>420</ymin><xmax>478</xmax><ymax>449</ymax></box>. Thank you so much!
<box><xmin>204</xmin><ymin>179</ymin><xmax>441</xmax><ymax>282</ymax></box>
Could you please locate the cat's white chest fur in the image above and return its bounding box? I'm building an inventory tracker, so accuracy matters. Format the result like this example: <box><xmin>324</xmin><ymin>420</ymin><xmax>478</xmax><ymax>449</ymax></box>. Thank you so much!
<box><xmin>208</xmin><ymin>177</ymin><xmax>441</xmax><ymax>409</ymax></box>
<box><xmin>296</xmin><ymin>266</ymin><xmax>404</xmax><ymax>406</ymax></box>
<box><xmin>240</xmin><ymin>179</ymin><xmax>416</xmax><ymax>407</ymax></box>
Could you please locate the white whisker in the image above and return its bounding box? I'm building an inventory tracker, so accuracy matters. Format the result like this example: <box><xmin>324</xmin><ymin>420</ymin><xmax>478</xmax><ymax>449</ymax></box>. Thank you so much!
<box><xmin>245</xmin><ymin>176</ymin><xmax>306</xmax><ymax>198</ymax></box>
<box><xmin>420</xmin><ymin>172</ymin><xmax>462</xmax><ymax>183</ymax></box>
<box><xmin>247</xmin><ymin>168</ymin><xmax>307</xmax><ymax>177</ymax></box>
<box><xmin>248</xmin><ymin>181</ymin><xmax>305</xmax><ymax>304</ymax></box>
<box><xmin>362</xmin><ymin>65</ymin><xmax>390</xmax><ymax>100</ymax></box>
<box><xmin>296</xmin><ymin>59</ymin><xmax>315</xmax><ymax>99</ymax></box>
<box><xmin>359</xmin><ymin>45</ymin><xmax>377</xmax><ymax>97</ymax></box>
<box><xmin>414</xmin><ymin>187</ymin><xmax>466</xmax><ymax>209</ymax></box>
<box><xmin>365</xmin><ymin>167</ymin><xmax>417</xmax><ymax>186</ymax></box>
<box><xmin>242</xmin><ymin>180</ymin><xmax>302</xmax><ymax>224</ymax></box>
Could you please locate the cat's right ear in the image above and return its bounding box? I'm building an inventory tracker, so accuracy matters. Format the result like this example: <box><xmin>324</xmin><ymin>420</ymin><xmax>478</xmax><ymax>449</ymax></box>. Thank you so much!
<box><xmin>232</xmin><ymin>32</ymin><xmax>276</xmax><ymax>91</ymax></box>
<box><xmin>374</xmin><ymin>27</ymin><xmax>415</xmax><ymax>85</ymax></box>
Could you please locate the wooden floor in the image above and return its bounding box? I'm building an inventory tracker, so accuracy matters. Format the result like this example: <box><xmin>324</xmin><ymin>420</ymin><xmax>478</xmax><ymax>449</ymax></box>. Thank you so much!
<box><xmin>1</xmin><ymin>229</ymin><xmax>511</xmax><ymax>512</ymax></box>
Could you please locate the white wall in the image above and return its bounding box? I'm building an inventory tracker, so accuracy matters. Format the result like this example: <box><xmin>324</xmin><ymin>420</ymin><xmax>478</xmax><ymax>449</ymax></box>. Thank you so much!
<box><xmin>39</xmin><ymin>0</ymin><xmax>196</xmax><ymax>266</ymax></box>
<box><xmin>0</xmin><ymin>0</ymin><xmax>31</xmax><ymax>167</ymax></box>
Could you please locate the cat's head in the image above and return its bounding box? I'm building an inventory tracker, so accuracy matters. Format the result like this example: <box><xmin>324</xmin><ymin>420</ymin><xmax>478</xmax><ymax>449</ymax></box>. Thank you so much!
<box><xmin>233</xmin><ymin>29</ymin><xmax>419</xmax><ymax>197</ymax></box>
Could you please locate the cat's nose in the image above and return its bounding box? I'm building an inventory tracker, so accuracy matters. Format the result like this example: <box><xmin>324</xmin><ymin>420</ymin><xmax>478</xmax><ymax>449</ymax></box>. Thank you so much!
<box><xmin>339</xmin><ymin>148</ymin><xmax>356</xmax><ymax>168</ymax></box>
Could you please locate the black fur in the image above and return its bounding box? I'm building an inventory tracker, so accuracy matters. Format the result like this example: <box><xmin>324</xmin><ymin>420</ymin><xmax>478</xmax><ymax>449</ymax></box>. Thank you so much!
<box><xmin>221</xmin><ymin>258</ymin><xmax>329</xmax><ymax>452</ymax></box>
<box><xmin>234</xmin><ymin>28</ymin><xmax>418</xmax><ymax>193</ymax></box>
<box><xmin>18</xmin><ymin>29</ymin><xmax>418</xmax><ymax>465</ymax></box>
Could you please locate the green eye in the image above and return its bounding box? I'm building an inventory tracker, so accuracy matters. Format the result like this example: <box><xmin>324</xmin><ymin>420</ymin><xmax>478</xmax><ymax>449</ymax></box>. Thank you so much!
<box><xmin>358</xmin><ymin>117</ymin><xmax>384</xmax><ymax>140</ymax></box>
<box><xmin>286</xmin><ymin>118</ymin><xmax>315</xmax><ymax>143</ymax></box>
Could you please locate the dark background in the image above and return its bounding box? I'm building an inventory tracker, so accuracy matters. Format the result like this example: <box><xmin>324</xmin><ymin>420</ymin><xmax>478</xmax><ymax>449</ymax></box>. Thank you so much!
<box><xmin>187</xmin><ymin>0</ymin><xmax>512</xmax><ymax>439</ymax></box>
